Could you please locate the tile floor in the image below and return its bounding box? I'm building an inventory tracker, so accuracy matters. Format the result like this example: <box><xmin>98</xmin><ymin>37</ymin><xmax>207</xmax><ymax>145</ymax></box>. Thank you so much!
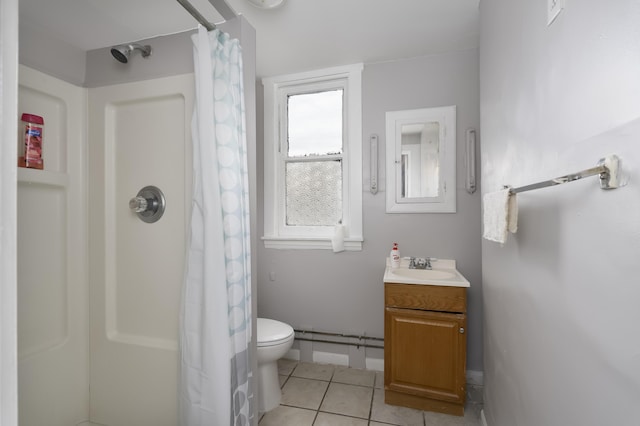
<box><xmin>258</xmin><ymin>359</ymin><xmax>482</xmax><ymax>426</ymax></box>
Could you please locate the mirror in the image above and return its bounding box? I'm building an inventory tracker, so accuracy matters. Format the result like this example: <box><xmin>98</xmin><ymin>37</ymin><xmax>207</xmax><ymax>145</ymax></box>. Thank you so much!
<box><xmin>386</xmin><ymin>106</ymin><xmax>456</xmax><ymax>213</ymax></box>
<box><xmin>399</xmin><ymin>121</ymin><xmax>441</xmax><ymax>198</ymax></box>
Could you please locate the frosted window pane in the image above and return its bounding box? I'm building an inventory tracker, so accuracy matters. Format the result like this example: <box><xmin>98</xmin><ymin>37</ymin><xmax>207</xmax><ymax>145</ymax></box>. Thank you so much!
<box><xmin>287</xmin><ymin>90</ymin><xmax>343</xmax><ymax>157</ymax></box>
<box><xmin>286</xmin><ymin>161</ymin><xmax>342</xmax><ymax>226</ymax></box>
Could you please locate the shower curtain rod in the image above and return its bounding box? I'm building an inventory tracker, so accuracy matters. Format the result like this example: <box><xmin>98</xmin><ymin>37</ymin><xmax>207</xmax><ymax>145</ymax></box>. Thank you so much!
<box><xmin>177</xmin><ymin>0</ymin><xmax>238</xmax><ymax>32</ymax></box>
<box><xmin>177</xmin><ymin>0</ymin><xmax>216</xmax><ymax>31</ymax></box>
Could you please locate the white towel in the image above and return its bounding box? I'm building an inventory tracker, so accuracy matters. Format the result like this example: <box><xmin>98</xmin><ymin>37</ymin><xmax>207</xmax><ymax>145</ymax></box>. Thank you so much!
<box><xmin>331</xmin><ymin>224</ymin><xmax>346</xmax><ymax>253</ymax></box>
<box><xmin>507</xmin><ymin>192</ymin><xmax>518</xmax><ymax>234</ymax></box>
<box><xmin>483</xmin><ymin>189</ymin><xmax>518</xmax><ymax>244</ymax></box>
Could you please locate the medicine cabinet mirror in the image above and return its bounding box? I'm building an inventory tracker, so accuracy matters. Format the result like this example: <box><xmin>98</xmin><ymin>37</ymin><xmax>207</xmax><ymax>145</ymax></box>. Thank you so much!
<box><xmin>385</xmin><ymin>105</ymin><xmax>456</xmax><ymax>213</ymax></box>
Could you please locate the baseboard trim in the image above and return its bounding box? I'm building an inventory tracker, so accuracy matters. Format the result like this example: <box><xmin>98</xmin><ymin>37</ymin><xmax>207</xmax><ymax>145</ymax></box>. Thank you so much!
<box><xmin>385</xmin><ymin>388</ymin><xmax>464</xmax><ymax>417</ymax></box>
<box><xmin>480</xmin><ymin>409</ymin><xmax>488</xmax><ymax>426</ymax></box>
<box><xmin>286</xmin><ymin>350</ymin><xmax>482</xmax><ymax>386</ymax></box>
<box><xmin>312</xmin><ymin>351</ymin><xmax>349</xmax><ymax>366</ymax></box>
<box><xmin>365</xmin><ymin>357</ymin><xmax>384</xmax><ymax>372</ymax></box>
<box><xmin>466</xmin><ymin>370</ymin><xmax>484</xmax><ymax>386</ymax></box>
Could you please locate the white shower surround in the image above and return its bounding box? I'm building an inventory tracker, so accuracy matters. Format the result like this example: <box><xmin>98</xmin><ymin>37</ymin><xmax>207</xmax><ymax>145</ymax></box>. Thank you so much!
<box><xmin>13</xmin><ymin>16</ymin><xmax>258</xmax><ymax>426</ymax></box>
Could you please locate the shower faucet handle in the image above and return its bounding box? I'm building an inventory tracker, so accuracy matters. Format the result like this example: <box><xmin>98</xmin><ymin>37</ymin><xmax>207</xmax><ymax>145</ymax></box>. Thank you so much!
<box><xmin>129</xmin><ymin>186</ymin><xmax>166</xmax><ymax>223</ymax></box>
<box><xmin>129</xmin><ymin>196</ymin><xmax>148</xmax><ymax>213</ymax></box>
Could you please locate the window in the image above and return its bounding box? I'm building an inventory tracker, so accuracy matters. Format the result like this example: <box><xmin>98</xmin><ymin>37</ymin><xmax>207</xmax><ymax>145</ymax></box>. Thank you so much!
<box><xmin>262</xmin><ymin>64</ymin><xmax>363</xmax><ymax>250</ymax></box>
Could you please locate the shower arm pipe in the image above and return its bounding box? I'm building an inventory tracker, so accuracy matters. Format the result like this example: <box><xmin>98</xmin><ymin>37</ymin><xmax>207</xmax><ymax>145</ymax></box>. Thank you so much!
<box><xmin>176</xmin><ymin>0</ymin><xmax>216</xmax><ymax>31</ymax></box>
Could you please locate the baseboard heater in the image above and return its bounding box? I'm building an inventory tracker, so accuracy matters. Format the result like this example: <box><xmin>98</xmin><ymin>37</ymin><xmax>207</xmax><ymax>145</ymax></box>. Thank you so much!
<box><xmin>293</xmin><ymin>328</ymin><xmax>384</xmax><ymax>349</ymax></box>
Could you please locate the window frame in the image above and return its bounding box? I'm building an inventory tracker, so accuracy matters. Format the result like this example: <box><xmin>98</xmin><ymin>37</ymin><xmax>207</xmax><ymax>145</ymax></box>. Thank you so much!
<box><xmin>262</xmin><ymin>64</ymin><xmax>363</xmax><ymax>250</ymax></box>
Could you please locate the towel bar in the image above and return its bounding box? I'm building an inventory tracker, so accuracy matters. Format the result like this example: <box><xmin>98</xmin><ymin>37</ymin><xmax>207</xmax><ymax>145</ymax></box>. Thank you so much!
<box><xmin>507</xmin><ymin>154</ymin><xmax>621</xmax><ymax>194</ymax></box>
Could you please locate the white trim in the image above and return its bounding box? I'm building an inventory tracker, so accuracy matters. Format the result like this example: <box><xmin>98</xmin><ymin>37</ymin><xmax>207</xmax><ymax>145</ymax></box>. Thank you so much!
<box><xmin>312</xmin><ymin>351</ymin><xmax>349</xmax><ymax>366</ymax></box>
<box><xmin>286</xmin><ymin>348</ymin><xmax>382</xmax><ymax>371</ymax></box>
<box><xmin>480</xmin><ymin>409</ymin><xmax>489</xmax><ymax>426</ymax></box>
<box><xmin>262</xmin><ymin>64</ymin><xmax>363</xmax><ymax>249</ymax></box>
<box><xmin>385</xmin><ymin>105</ymin><xmax>457</xmax><ymax>213</ymax></box>
<box><xmin>365</xmin><ymin>357</ymin><xmax>384</xmax><ymax>372</ymax></box>
<box><xmin>0</xmin><ymin>0</ymin><xmax>19</xmax><ymax>424</ymax></box>
<box><xmin>262</xmin><ymin>236</ymin><xmax>362</xmax><ymax>250</ymax></box>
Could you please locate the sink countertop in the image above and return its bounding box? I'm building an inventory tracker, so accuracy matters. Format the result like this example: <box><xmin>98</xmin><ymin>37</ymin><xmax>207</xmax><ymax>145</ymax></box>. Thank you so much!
<box><xmin>383</xmin><ymin>258</ymin><xmax>470</xmax><ymax>288</ymax></box>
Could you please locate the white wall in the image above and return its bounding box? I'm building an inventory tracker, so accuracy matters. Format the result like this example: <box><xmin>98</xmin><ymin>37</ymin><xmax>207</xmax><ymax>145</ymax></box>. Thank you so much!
<box><xmin>480</xmin><ymin>0</ymin><xmax>640</xmax><ymax>425</ymax></box>
<box><xmin>17</xmin><ymin>66</ymin><xmax>89</xmax><ymax>426</ymax></box>
<box><xmin>257</xmin><ymin>49</ymin><xmax>483</xmax><ymax>372</ymax></box>
<box><xmin>0</xmin><ymin>0</ymin><xmax>19</xmax><ymax>424</ymax></box>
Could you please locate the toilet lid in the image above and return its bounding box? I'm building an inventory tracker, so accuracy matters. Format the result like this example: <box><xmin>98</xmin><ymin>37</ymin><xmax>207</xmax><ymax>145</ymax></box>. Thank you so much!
<box><xmin>257</xmin><ymin>318</ymin><xmax>294</xmax><ymax>346</ymax></box>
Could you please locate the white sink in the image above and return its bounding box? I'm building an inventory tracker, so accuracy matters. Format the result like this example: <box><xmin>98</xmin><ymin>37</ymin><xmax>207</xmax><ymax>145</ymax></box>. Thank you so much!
<box><xmin>383</xmin><ymin>258</ymin><xmax>470</xmax><ymax>287</ymax></box>
<box><xmin>390</xmin><ymin>268</ymin><xmax>456</xmax><ymax>280</ymax></box>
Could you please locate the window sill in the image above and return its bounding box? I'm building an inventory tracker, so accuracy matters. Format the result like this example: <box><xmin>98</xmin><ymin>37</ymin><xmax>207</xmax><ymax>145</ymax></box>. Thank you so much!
<box><xmin>262</xmin><ymin>236</ymin><xmax>363</xmax><ymax>251</ymax></box>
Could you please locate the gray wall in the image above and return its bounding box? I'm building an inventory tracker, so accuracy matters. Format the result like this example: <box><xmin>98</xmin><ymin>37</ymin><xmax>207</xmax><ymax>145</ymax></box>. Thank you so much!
<box><xmin>480</xmin><ymin>1</ymin><xmax>640</xmax><ymax>425</ymax></box>
<box><xmin>18</xmin><ymin>17</ymin><xmax>243</xmax><ymax>89</ymax></box>
<box><xmin>84</xmin><ymin>31</ymin><xmax>195</xmax><ymax>88</ymax></box>
<box><xmin>257</xmin><ymin>49</ymin><xmax>483</xmax><ymax>372</ymax></box>
<box><xmin>19</xmin><ymin>17</ymin><xmax>87</xmax><ymax>86</ymax></box>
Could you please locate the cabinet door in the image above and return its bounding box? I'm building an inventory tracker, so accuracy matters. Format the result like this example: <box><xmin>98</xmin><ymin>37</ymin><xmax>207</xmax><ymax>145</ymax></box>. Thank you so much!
<box><xmin>385</xmin><ymin>307</ymin><xmax>466</xmax><ymax>404</ymax></box>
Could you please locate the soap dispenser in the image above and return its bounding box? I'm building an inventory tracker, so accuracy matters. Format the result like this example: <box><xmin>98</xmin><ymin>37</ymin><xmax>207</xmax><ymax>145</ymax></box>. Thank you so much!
<box><xmin>390</xmin><ymin>243</ymin><xmax>401</xmax><ymax>269</ymax></box>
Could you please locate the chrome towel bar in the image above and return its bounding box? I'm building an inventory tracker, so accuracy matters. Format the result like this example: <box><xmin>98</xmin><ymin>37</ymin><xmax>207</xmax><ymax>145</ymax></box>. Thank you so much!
<box><xmin>508</xmin><ymin>154</ymin><xmax>622</xmax><ymax>194</ymax></box>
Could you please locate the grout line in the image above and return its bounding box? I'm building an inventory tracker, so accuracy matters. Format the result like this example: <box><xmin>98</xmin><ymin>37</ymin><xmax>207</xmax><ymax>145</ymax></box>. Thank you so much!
<box><xmin>315</xmin><ymin>373</ymin><xmax>332</xmax><ymax>415</ymax></box>
<box><xmin>367</xmin><ymin>383</ymin><xmax>375</xmax><ymax>422</ymax></box>
<box><xmin>311</xmin><ymin>408</ymin><xmax>320</xmax><ymax>425</ymax></box>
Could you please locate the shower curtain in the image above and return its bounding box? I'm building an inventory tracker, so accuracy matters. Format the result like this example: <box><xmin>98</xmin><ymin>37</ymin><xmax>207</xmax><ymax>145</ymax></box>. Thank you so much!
<box><xmin>180</xmin><ymin>26</ymin><xmax>253</xmax><ymax>426</ymax></box>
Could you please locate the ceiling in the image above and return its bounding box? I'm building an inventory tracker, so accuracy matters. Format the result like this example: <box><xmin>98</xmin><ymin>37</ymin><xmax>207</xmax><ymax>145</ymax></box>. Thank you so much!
<box><xmin>19</xmin><ymin>0</ymin><xmax>480</xmax><ymax>77</ymax></box>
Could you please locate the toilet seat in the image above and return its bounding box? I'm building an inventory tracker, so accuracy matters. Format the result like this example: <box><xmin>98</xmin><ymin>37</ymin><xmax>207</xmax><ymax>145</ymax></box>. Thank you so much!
<box><xmin>257</xmin><ymin>318</ymin><xmax>294</xmax><ymax>347</ymax></box>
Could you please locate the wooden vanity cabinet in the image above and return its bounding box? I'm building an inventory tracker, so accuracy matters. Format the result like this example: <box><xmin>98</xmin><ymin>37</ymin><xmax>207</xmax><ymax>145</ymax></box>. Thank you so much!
<box><xmin>384</xmin><ymin>283</ymin><xmax>467</xmax><ymax>416</ymax></box>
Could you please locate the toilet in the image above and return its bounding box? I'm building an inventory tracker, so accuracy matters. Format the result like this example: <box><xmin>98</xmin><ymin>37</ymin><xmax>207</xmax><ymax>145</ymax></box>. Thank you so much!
<box><xmin>256</xmin><ymin>317</ymin><xmax>295</xmax><ymax>413</ymax></box>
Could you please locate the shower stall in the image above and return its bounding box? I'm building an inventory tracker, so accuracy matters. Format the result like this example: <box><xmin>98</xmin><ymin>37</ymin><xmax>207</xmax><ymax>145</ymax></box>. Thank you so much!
<box><xmin>15</xmin><ymin>3</ymin><xmax>257</xmax><ymax>426</ymax></box>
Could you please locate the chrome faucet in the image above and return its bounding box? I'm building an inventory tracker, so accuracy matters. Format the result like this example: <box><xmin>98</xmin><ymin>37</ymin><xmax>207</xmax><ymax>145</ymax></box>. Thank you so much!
<box><xmin>409</xmin><ymin>257</ymin><xmax>432</xmax><ymax>270</ymax></box>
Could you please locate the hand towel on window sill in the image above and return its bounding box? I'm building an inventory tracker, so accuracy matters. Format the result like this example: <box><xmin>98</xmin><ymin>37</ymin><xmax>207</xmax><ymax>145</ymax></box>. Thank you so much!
<box><xmin>332</xmin><ymin>224</ymin><xmax>346</xmax><ymax>253</ymax></box>
<box><xmin>483</xmin><ymin>188</ymin><xmax>518</xmax><ymax>244</ymax></box>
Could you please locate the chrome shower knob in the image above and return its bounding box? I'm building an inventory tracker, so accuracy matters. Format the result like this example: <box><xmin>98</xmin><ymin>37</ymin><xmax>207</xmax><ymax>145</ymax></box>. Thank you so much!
<box><xmin>129</xmin><ymin>186</ymin><xmax>165</xmax><ymax>223</ymax></box>
<box><xmin>129</xmin><ymin>196</ymin><xmax>148</xmax><ymax>213</ymax></box>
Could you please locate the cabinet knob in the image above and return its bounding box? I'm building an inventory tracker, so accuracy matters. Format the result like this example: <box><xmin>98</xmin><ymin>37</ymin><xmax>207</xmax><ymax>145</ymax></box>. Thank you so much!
<box><xmin>459</xmin><ymin>327</ymin><xmax>465</xmax><ymax>334</ymax></box>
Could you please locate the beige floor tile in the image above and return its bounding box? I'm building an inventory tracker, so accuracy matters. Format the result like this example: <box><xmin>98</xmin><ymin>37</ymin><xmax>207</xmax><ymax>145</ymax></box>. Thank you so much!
<box><xmin>292</xmin><ymin>362</ymin><xmax>335</xmax><ymax>381</ymax></box>
<box><xmin>374</xmin><ymin>370</ymin><xmax>384</xmax><ymax>389</ymax></box>
<box><xmin>423</xmin><ymin>405</ymin><xmax>481</xmax><ymax>426</ymax></box>
<box><xmin>423</xmin><ymin>410</ymin><xmax>465</xmax><ymax>426</ymax></box>
<box><xmin>259</xmin><ymin>405</ymin><xmax>316</xmax><ymax>426</ymax></box>
<box><xmin>370</xmin><ymin>388</ymin><xmax>424</xmax><ymax>426</ymax></box>
<box><xmin>466</xmin><ymin>385</ymin><xmax>483</xmax><ymax>405</ymax></box>
<box><xmin>281</xmin><ymin>377</ymin><xmax>329</xmax><ymax>410</ymax></box>
<box><xmin>464</xmin><ymin>403</ymin><xmax>483</xmax><ymax>424</ymax></box>
<box><xmin>332</xmin><ymin>366</ymin><xmax>375</xmax><ymax>387</ymax></box>
<box><xmin>277</xmin><ymin>358</ymin><xmax>298</xmax><ymax>376</ymax></box>
<box><xmin>319</xmin><ymin>382</ymin><xmax>373</xmax><ymax>419</ymax></box>
<box><xmin>313</xmin><ymin>412</ymin><xmax>368</xmax><ymax>426</ymax></box>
